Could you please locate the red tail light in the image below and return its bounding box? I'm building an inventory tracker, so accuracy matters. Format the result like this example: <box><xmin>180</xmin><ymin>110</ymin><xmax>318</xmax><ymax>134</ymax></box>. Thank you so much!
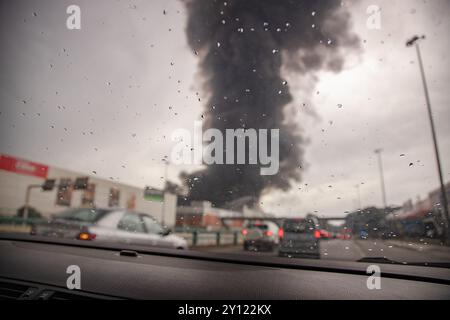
<box><xmin>278</xmin><ymin>228</ymin><xmax>284</xmax><ymax>239</ymax></box>
<box><xmin>241</xmin><ymin>229</ymin><xmax>248</xmax><ymax>235</ymax></box>
<box><xmin>77</xmin><ymin>232</ymin><xmax>96</xmax><ymax>241</ymax></box>
<box><xmin>265</xmin><ymin>230</ymin><xmax>273</xmax><ymax>237</ymax></box>
<box><xmin>314</xmin><ymin>230</ymin><xmax>321</xmax><ymax>239</ymax></box>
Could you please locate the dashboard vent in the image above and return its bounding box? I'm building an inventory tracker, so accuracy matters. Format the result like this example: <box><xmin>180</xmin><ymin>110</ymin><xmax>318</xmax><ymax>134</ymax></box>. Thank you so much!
<box><xmin>49</xmin><ymin>291</ymin><xmax>99</xmax><ymax>300</ymax></box>
<box><xmin>0</xmin><ymin>281</ymin><xmax>29</xmax><ymax>300</ymax></box>
<box><xmin>0</xmin><ymin>280</ymin><xmax>108</xmax><ymax>300</ymax></box>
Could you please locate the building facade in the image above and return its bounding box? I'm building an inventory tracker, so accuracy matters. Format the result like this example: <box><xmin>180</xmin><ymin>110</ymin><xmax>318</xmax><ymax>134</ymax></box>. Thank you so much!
<box><xmin>0</xmin><ymin>153</ymin><xmax>177</xmax><ymax>227</ymax></box>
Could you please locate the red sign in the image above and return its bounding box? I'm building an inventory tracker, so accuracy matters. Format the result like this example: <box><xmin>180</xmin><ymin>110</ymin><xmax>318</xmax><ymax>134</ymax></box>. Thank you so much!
<box><xmin>0</xmin><ymin>154</ymin><xmax>48</xmax><ymax>179</ymax></box>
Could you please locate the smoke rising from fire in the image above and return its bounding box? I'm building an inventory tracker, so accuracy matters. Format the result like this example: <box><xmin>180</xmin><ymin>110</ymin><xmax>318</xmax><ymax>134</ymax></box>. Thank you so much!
<box><xmin>181</xmin><ymin>0</ymin><xmax>359</xmax><ymax>207</ymax></box>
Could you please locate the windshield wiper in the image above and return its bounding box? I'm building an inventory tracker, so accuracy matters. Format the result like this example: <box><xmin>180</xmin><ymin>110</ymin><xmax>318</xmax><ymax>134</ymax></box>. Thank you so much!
<box><xmin>358</xmin><ymin>257</ymin><xmax>450</xmax><ymax>269</ymax></box>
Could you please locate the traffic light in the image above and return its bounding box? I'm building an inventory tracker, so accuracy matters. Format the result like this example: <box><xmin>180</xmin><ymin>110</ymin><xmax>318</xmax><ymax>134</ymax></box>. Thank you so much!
<box><xmin>73</xmin><ymin>177</ymin><xmax>89</xmax><ymax>190</ymax></box>
<box><xmin>41</xmin><ymin>179</ymin><xmax>56</xmax><ymax>191</ymax></box>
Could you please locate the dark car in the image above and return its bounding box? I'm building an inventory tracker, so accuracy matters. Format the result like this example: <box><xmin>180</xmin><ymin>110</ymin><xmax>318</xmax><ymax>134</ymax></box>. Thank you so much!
<box><xmin>278</xmin><ymin>218</ymin><xmax>320</xmax><ymax>259</ymax></box>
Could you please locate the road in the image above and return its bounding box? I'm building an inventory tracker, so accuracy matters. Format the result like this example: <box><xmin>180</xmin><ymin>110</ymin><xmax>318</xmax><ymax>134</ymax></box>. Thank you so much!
<box><xmin>197</xmin><ymin>239</ymin><xmax>450</xmax><ymax>264</ymax></box>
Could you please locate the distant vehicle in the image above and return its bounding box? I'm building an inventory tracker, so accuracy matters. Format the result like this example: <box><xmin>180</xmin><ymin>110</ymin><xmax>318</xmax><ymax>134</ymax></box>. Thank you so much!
<box><xmin>278</xmin><ymin>218</ymin><xmax>320</xmax><ymax>259</ymax></box>
<box><xmin>242</xmin><ymin>221</ymin><xmax>279</xmax><ymax>251</ymax></box>
<box><xmin>359</xmin><ymin>229</ymin><xmax>369</xmax><ymax>239</ymax></box>
<box><xmin>336</xmin><ymin>232</ymin><xmax>351</xmax><ymax>240</ymax></box>
<box><xmin>319</xmin><ymin>229</ymin><xmax>332</xmax><ymax>240</ymax></box>
<box><xmin>31</xmin><ymin>208</ymin><xmax>188</xmax><ymax>249</ymax></box>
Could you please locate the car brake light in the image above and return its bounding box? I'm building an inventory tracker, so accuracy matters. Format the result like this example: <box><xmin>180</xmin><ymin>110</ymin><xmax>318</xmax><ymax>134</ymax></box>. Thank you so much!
<box><xmin>314</xmin><ymin>230</ymin><xmax>321</xmax><ymax>239</ymax></box>
<box><xmin>241</xmin><ymin>229</ymin><xmax>248</xmax><ymax>235</ymax></box>
<box><xmin>265</xmin><ymin>230</ymin><xmax>273</xmax><ymax>237</ymax></box>
<box><xmin>278</xmin><ymin>228</ymin><xmax>284</xmax><ymax>239</ymax></box>
<box><xmin>77</xmin><ymin>232</ymin><xmax>96</xmax><ymax>241</ymax></box>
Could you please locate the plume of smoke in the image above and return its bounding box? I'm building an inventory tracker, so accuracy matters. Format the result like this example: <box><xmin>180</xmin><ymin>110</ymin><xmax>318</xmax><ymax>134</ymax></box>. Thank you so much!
<box><xmin>181</xmin><ymin>0</ymin><xmax>359</xmax><ymax>207</ymax></box>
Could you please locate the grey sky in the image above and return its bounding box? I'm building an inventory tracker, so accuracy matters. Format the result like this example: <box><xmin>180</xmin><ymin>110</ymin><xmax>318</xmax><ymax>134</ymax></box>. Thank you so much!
<box><xmin>0</xmin><ymin>0</ymin><xmax>449</xmax><ymax>218</ymax></box>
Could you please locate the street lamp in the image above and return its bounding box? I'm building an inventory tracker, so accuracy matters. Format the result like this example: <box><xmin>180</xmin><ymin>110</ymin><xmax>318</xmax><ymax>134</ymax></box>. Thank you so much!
<box><xmin>355</xmin><ymin>184</ymin><xmax>362</xmax><ymax>210</ymax></box>
<box><xmin>374</xmin><ymin>148</ymin><xmax>387</xmax><ymax>209</ymax></box>
<box><xmin>407</xmin><ymin>35</ymin><xmax>450</xmax><ymax>244</ymax></box>
<box><xmin>161</xmin><ymin>159</ymin><xmax>170</xmax><ymax>226</ymax></box>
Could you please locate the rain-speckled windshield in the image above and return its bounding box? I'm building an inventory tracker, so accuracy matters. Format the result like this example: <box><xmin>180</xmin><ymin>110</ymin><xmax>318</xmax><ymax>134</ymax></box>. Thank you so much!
<box><xmin>1</xmin><ymin>0</ymin><xmax>449</xmax><ymax>268</ymax></box>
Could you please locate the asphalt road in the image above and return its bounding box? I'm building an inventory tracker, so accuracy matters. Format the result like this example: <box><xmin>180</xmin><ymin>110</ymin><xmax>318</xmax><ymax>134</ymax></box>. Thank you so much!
<box><xmin>198</xmin><ymin>239</ymin><xmax>450</xmax><ymax>264</ymax></box>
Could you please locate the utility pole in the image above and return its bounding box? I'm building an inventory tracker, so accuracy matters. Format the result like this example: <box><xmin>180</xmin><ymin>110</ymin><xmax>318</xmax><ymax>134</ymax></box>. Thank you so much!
<box><xmin>161</xmin><ymin>160</ymin><xmax>169</xmax><ymax>226</ymax></box>
<box><xmin>407</xmin><ymin>35</ymin><xmax>450</xmax><ymax>244</ymax></box>
<box><xmin>23</xmin><ymin>184</ymin><xmax>41</xmax><ymax>224</ymax></box>
<box><xmin>374</xmin><ymin>148</ymin><xmax>387</xmax><ymax>209</ymax></box>
<box><xmin>355</xmin><ymin>184</ymin><xmax>362</xmax><ymax>210</ymax></box>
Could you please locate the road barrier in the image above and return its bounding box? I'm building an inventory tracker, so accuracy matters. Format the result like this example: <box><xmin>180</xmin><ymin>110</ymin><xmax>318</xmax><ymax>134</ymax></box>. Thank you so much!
<box><xmin>175</xmin><ymin>230</ymin><xmax>243</xmax><ymax>247</ymax></box>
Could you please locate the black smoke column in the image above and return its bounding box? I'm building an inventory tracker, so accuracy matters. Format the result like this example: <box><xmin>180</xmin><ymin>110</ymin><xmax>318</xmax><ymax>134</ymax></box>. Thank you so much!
<box><xmin>182</xmin><ymin>0</ymin><xmax>359</xmax><ymax>207</ymax></box>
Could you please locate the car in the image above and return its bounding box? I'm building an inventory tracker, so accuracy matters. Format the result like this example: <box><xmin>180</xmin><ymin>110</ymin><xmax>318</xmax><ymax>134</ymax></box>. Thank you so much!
<box><xmin>31</xmin><ymin>208</ymin><xmax>188</xmax><ymax>250</ymax></box>
<box><xmin>242</xmin><ymin>221</ymin><xmax>279</xmax><ymax>251</ymax></box>
<box><xmin>359</xmin><ymin>229</ymin><xmax>369</xmax><ymax>239</ymax></box>
<box><xmin>278</xmin><ymin>218</ymin><xmax>320</xmax><ymax>259</ymax></box>
<box><xmin>319</xmin><ymin>229</ymin><xmax>332</xmax><ymax>240</ymax></box>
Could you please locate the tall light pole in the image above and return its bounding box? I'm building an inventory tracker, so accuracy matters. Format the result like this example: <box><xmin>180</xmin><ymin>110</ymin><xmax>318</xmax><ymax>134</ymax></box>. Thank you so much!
<box><xmin>374</xmin><ymin>148</ymin><xmax>387</xmax><ymax>209</ymax></box>
<box><xmin>407</xmin><ymin>35</ymin><xmax>450</xmax><ymax>244</ymax></box>
<box><xmin>161</xmin><ymin>160</ymin><xmax>170</xmax><ymax>226</ymax></box>
<box><xmin>355</xmin><ymin>184</ymin><xmax>362</xmax><ymax>210</ymax></box>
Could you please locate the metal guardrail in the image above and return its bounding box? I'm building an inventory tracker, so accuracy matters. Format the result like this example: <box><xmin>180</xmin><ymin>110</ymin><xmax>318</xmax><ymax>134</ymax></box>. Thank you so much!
<box><xmin>0</xmin><ymin>216</ymin><xmax>44</xmax><ymax>225</ymax></box>
<box><xmin>176</xmin><ymin>230</ymin><xmax>243</xmax><ymax>247</ymax></box>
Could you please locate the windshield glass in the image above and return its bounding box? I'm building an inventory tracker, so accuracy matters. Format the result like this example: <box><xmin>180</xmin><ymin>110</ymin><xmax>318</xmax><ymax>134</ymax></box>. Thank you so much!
<box><xmin>53</xmin><ymin>208</ymin><xmax>110</xmax><ymax>223</ymax></box>
<box><xmin>284</xmin><ymin>220</ymin><xmax>313</xmax><ymax>233</ymax></box>
<box><xmin>246</xmin><ymin>224</ymin><xmax>268</xmax><ymax>230</ymax></box>
<box><xmin>0</xmin><ymin>0</ymin><xmax>449</xmax><ymax>269</ymax></box>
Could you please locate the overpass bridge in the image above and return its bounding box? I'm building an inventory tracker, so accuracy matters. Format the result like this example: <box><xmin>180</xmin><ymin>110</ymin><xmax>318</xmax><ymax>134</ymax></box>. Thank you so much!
<box><xmin>220</xmin><ymin>216</ymin><xmax>347</xmax><ymax>228</ymax></box>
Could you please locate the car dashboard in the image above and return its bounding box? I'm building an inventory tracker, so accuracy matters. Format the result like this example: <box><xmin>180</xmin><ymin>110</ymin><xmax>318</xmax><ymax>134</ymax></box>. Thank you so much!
<box><xmin>0</xmin><ymin>235</ymin><xmax>449</xmax><ymax>300</ymax></box>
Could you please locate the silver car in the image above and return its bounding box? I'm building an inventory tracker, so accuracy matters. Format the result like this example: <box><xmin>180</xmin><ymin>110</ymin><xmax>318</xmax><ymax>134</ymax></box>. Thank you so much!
<box><xmin>31</xmin><ymin>208</ymin><xmax>188</xmax><ymax>249</ymax></box>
